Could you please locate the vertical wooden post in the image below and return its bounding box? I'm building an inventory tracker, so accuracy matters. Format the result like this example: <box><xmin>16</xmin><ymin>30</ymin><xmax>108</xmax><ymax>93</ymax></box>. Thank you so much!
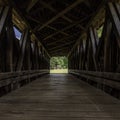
<box><xmin>16</xmin><ymin>29</ymin><xmax>30</xmax><ymax>71</ymax></box>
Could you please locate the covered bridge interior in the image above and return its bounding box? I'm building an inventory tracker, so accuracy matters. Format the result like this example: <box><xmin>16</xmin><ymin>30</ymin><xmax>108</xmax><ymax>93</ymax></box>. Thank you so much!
<box><xmin>0</xmin><ymin>0</ymin><xmax>120</xmax><ymax>119</ymax></box>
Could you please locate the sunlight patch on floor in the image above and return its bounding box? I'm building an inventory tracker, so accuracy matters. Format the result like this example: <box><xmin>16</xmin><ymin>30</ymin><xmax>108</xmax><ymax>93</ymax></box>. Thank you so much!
<box><xmin>50</xmin><ymin>69</ymin><xmax>68</xmax><ymax>74</ymax></box>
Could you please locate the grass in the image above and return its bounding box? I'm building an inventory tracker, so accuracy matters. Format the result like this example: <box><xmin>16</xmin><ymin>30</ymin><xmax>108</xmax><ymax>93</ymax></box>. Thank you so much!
<box><xmin>50</xmin><ymin>69</ymin><xmax>68</xmax><ymax>74</ymax></box>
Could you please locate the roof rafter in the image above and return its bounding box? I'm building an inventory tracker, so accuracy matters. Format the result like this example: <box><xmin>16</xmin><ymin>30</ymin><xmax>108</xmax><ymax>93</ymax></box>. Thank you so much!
<box><xmin>49</xmin><ymin>48</ymin><xmax>69</xmax><ymax>56</ymax></box>
<box><xmin>50</xmin><ymin>47</ymin><xmax>69</xmax><ymax>53</ymax></box>
<box><xmin>47</xmin><ymin>25</ymin><xmax>69</xmax><ymax>36</ymax></box>
<box><xmin>26</xmin><ymin>0</ymin><xmax>39</xmax><ymax>12</ymax></box>
<box><xmin>46</xmin><ymin>32</ymin><xmax>80</xmax><ymax>46</ymax></box>
<box><xmin>48</xmin><ymin>41</ymin><xmax>75</xmax><ymax>51</ymax></box>
<box><xmin>26</xmin><ymin>15</ymin><xmax>69</xmax><ymax>36</ymax></box>
<box><xmin>39</xmin><ymin>1</ymin><xmax>73</xmax><ymax>23</ymax></box>
<box><xmin>42</xmin><ymin>15</ymin><xmax>92</xmax><ymax>41</ymax></box>
<box><xmin>35</xmin><ymin>0</ymin><xmax>84</xmax><ymax>31</ymax></box>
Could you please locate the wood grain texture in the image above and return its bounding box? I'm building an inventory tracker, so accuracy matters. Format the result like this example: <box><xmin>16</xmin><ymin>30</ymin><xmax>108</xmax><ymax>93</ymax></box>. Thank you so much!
<box><xmin>0</xmin><ymin>74</ymin><xmax>119</xmax><ymax>120</ymax></box>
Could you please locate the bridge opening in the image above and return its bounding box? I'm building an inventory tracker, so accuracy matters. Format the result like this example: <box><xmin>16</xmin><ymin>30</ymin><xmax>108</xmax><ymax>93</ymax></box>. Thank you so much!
<box><xmin>50</xmin><ymin>56</ymin><xmax>68</xmax><ymax>74</ymax></box>
<box><xmin>13</xmin><ymin>26</ymin><xmax>22</xmax><ymax>40</ymax></box>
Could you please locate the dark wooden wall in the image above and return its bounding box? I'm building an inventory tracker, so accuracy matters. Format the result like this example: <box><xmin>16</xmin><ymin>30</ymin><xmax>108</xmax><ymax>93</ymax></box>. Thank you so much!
<box><xmin>0</xmin><ymin>6</ymin><xmax>50</xmax><ymax>96</ymax></box>
<box><xmin>68</xmin><ymin>2</ymin><xmax>120</xmax><ymax>99</ymax></box>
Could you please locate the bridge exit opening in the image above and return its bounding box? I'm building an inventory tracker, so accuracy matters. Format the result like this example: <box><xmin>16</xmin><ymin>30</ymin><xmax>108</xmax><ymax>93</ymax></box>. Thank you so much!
<box><xmin>50</xmin><ymin>56</ymin><xmax>68</xmax><ymax>74</ymax></box>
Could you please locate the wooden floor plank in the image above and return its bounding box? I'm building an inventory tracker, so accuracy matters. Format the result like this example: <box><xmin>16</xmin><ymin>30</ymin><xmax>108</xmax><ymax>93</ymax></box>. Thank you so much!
<box><xmin>0</xmin><ymin>74</ymin><xmax>119</xmax><ymax>120</ymax></box>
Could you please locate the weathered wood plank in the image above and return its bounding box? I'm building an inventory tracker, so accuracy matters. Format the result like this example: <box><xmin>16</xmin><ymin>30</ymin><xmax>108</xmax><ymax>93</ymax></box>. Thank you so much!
<box><xmin>0</xmin><ymin>74</ymin><xmax>119</xmax><ymax>120</ymax></box>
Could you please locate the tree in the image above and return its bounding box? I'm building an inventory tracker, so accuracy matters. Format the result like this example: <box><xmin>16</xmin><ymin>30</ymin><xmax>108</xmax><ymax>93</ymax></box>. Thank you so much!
<box><xmin>50</xmin><ymin>57</ymin><xmax>68</xmax><ymax>69</ymax></box>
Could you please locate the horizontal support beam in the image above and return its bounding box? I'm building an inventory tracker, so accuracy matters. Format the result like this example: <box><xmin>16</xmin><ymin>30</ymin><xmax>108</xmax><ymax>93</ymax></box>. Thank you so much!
<box><xmin>27</xmin><ymin>0</ymin><xmax>39</xmax><ymax>12</ymax></box>
<box><xmin>42</xmin><ymin>14</ymin><xmax>92</xmax><ymax>41</ymax></box>
<box><xmin>48</xmin><ymin>41</ymin><xmax>74</xmax><ymax>51</ymax></box>
<box><xmin>36</xmin><ymin>0</ymin><xmax>84</xmax><ymax>31</ymax></box>
<box><xmin>47</xmin><ymin>25</ymin><xmax>69</xmax><ymax>36</ymax></box>
<box><xmin>70</xmin><ymin>70</ymin><xmax>120</xmax><ymax>90</ymax></box>
<box><xmin>39</xmin><ymin>1</ymin><xmax>73</xmax><ymax>23</ymax></box>
<box><xmin>0</xmin><ymin>70</ymin><xmax>49</xmax><ymax>87</ymax></box>
<box><xmin>49</xmin><ymin>47</ymin><xmax>69</xmax><ymax>53</ymax></box>
<box><xmin>46</xmin><ymin>33</ymin><xmax>78</xmax><ymax>46</ymax></box>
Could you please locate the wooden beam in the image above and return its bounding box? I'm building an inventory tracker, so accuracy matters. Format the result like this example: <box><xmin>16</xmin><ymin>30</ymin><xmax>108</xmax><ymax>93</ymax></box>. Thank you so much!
<box><xmin>26</xmin><ymin>14</ymin><xmax>69</xmax><ymax>37</ymax></box>
<box><xmin>26</xmin><ymin>0</ymin><xmax>39</xmax><ymax>12</ymax></box>
<box><xmin>39</xmin><ymin>1</ymin><xmax>73</xmax><ymax>23</ymax></box>
<box><xmin>0</xmin><ymin>7</ymin><xmax>15</xmax><ymax>72</ymax></box>
<box><xmin>11</xmin><ymin>1</ymin><xmax>50</xmax><ymax>58</ymax></box>
<box><xmin>89</xmin><ymin>27</ymin><xmax>97</xmax><ymax>55</ymax></box>
<box><xmin>103</xmin><ymin>21</ymin><xmax>112</xmax><ymax>71</ymax></box>
<box><xmin>16</xmin><ymin>29</ymin><xmax>30</xmax><ymax>71</ymax></box>
<box><xmin>89</xmin><ymin>27</ymin><xmax>98</xmax><ymax>70</ymax></box>
<box><xmin>67</xmin><ymin>0</ymin><xmax>105</xmax><ymax>57</ymax></box>
<box><xmin>0</xmin><ymin>7</ymin><xmax>9</xmax><ymax>36</ymax></box>
<box><xmin>42</xmin><ymin>16</ymin><xmax>90</xmax><ymax>41</ymax></box>
<box><xmin>51</xmin><ymin>53</ymin><xmax>68</xmax><ymax>56</ymax></box>
<box><xmin>46</xmin><ymin>32</ymin><xmax>79</xmax><ymax>46</ymax></box>
<box><xmin>48</xmin><ymin>41</ymin><xmax>75</xmax><ymax>51</ymax></box>
<box><xmin>47</xmin><ymin>25</ymin><xmax>69</xmax><ymax>36</ymax></box>
<box><xmin>6</xmin><ymin>14</ymin><xmax>15</xmax><ymax>72</ymax></box>
<box><xmin>36</xmin><ymin>0</ymin><xmax>84</xmax><ymax>31</ymax></box>
<box><xmin>34</xmin><ymin>42</ymin><xmax>39</xmax><ymax>69</ymax></box>
<box><xmin>26</xmin><ymin>15</ymin><xmax>40</xmax><ymax>23</ymax></box>
<box><xmin>108</xmin><ymin>3</ymin><xmax>120</xmax><ymax>38</ymax></box>
<box><xmin>51</xmin><ymin>51</ymin><xmax>68</xmax><ymax>55</ymax></box>
<box><xmin>107</xmin><ymin>2</ymin><xmax>120</xmax><ymax>47</ymax></box>
<box><xmin>49</xmin><ymin>47</ymin><xmax>69</xmax><ymax>53</ymax></box>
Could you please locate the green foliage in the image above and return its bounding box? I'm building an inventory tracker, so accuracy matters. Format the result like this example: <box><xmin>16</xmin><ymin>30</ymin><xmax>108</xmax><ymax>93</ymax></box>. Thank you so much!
<box><xmin>97</xmin><ymin>26</ymin><xmax>103</xmax><ymax>38</ymax></box>
<box><xmin>50</xmin><ymin>57</ymin><xmax>68</xmax><ymax>69</ymax></box>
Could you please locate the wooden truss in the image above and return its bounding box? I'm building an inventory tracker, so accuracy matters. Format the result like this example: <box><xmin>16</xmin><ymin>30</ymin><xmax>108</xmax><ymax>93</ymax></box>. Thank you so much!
<box><xmin>69</xmin><ymin>2</ymin><xmax>120</xmax><ymax>98</ymax></box>
<box><xmin>0</xmin><ymin>6</ymin><xmax>50</xmax><ymax>73</ymax></box>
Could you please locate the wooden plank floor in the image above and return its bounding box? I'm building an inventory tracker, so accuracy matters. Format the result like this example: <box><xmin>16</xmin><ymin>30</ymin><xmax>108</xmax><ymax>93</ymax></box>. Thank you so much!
<box><xmin>0</xmin><ymin>74</ymin><xmax>120</xmax><ymax>120</ymax></box>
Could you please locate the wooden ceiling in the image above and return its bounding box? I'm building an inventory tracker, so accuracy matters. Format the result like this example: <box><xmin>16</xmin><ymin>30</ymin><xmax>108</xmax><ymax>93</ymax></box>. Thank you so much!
<box><xmin>4</xmin><ymin>0</ymin><xmax>107</xmax><ymax>56</ymax></box>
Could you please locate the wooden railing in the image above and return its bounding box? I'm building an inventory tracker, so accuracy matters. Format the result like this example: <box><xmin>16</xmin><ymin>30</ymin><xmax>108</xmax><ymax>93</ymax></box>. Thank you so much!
<box><xmin>0</xmin><ymin>70</ymin><xmax>49</xmax><ymax>96</ymax></box>
<box><xmin>70</xmin><ymin>70</ymin><xmax>120</xmax><ymax>98</ymax></box>
<box><xmin>70</xmin><ymin>70</ymin><xmax>120</xmax><ymax>89</ymax></box>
